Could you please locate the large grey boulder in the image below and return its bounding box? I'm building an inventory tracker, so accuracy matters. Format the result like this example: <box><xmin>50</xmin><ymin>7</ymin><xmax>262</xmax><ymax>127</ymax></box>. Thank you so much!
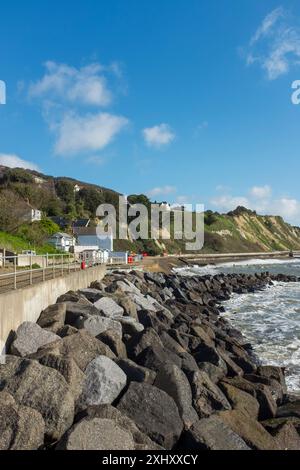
<box><xmin>128</xmin><ymin>293</ymin><xmax>158</xmax><ymax>312</ymax></box>
<box><xmin>276</xmin><ymin>399</ymin><xmax>300</xmax><ymax>419</ymax></box>
<box><xmin>128</xmin><ymin>327</ymin><xmax>163</xmax><ymax>358</ymax></box>
<box><xmin>0</xmin><ymin>392</ymin><xmax>45</xmax><ymax>450</ymax></box>
<box><xmin>257</xmin><ymin>365</ymin><xmax>287</xmax><ymax>394</ymax></box>
<box><xmin>56</xmin><ymin>418</ymin><xmax>135</xmax><ymax>450</ymax></box>
<box><xmin>0</xmin><ymin>356</ymin><xmax>74</xmax><ymax>441</ymax></box>
<box><xmin>273</xmin><ymin>422</ymin><xmax>300</xmax><ymax>450</ymax></box>
<box><xmin>76</xmin><ymin>315</ymin><xmax>122</xmax><ymax>337</ymax></box>
<box><xmin>57</xmin><ymin>325</ymin><xmax>78</xmax><ymax>338</ymax></box>
<box><xmin>261</xmin><ymin>416</ymin><xmax>300</xmax><ymax>436</ymax></box>
<box><xmin>218</xmin><ymin>410</ymin><xmax>280</xmax><ymax>450</ymax></box>
<box><xmin>180</xmin><ymin>415</ymin><xmax>250</xmax><ymax>450</ymax></box>
<box><xmin>31</xmin><ymin>330</ymin><xmax>115</xmax><ymax>371</ymax></box>
<box><xmin>76</xmin><ymin>405</ymin><xmax>163</xmax><ymax>450</ymax></box>
<box><xmin>79</xmin><ymin>356</ymin><xmax>127</xmax><ymax>408</ymax></box>
<box><xmin>114</xmin><ymin>296</ymin><xmax>138</xmax><ymax>320</ymax></box>
<box><xmin>78</xmin><ymin>288</ymin><xmax>103</xmax><ymax>303</ymax></box>
<box><xmin>154</xmin><ymin>363</ymin><xmax>198</xmax><ymax>429</ymax></box>
<box><xmin>244</xmin><ymin>373</ymin><xmax>284</xmax><ymax>405</ymax></box>
<box><xmin>116</xmin><ymin>316</ymin><xmax>144</xmax><ymax>336</ymax></box>
<box><xmin>114</xmin><ymin>280</ymin><xmax>142</xmax><ymax>295</ymax></box>
<box><xmin>198</xmin><ymin>362</ymin><xmax>226</xmax><ymax>383</ymax></box>
<box><xmin>57</xmin><ymin>290</ymin><xmax>84</xmax><ymax>303</ymax></box>
<box><xmin>219</xmin><ymin>381</ymin><xmax>260</xmax><ymax>419</ymax></box>
<box><xmin>94</xmin><ymin>297</ymin><xmax>124</xmax><ymax>318</ymax></box>
<box><xmin>137</xmin><ymin>344</ymin><xmax>182</xmax><ymax>373</ymax></box>
<box><xmin>222</xmin><ymin>376</ymin><xmax>277</xmax><ymax>420</ymax></box>
<box><xmin>116</xmin><ymin>358</ymin><xmax>156</xmax><ymax>384</ymax></box>
<box><xmin>117</xmin><ymin>382</ymin><xmax>183</xmax><ymax>449</ymax></box>
<box><xmin>160</xmin><ymin>331</ymin><xmax>186</xmax><ymax>355</ymax></box>
<box><xmin>64</xmin><ymin>301</ymin><xmax>100</xmax><ymax>326</ymax></box>
<box><xmin>39</xmin><ymin>353</ymin><xmax>85</xmax><ymax>402</ymax></box>
<box><xmin>37</xmin><ymin>303</ymin><xmax>66</xmax><ymax>333</ymax></box>
<box><xmin>97</xmin><ymin>330</ymin><xmax>127</xmax><ymax>358</ymax></box>
<box><xmin>189</xmin><ymin>370</ymin><xmax>231</xmax><ymax>418</ymax></box>
<box><xmin>10</xmin><ymin>322</ymin><xmax>60</xmax><ymax>357</ymax></box>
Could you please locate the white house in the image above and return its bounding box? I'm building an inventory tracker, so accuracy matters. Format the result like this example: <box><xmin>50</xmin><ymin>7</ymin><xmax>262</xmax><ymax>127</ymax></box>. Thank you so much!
<box><xmin>22</xmin><ymin>208</ymin><xmax>42</xmax><ymax>223</ymax></box>
<box><xmin>160</xmin><ymin>203</ymin><xmax>171</xmax><ymax>212</ymax></box>
<box><xmin>75</xmin><ymin>227</ymin><xmax>114</xmax><ymax>252</ymax></box>
<box><xmin>47</xmin><ymin>232</ymin><xmax>76</xmax><ymax>252</ymax></box>
<box><xmin>34</xmin><ymin>176</ymin><xmax>46</xmax><ymax>185</ymax></box>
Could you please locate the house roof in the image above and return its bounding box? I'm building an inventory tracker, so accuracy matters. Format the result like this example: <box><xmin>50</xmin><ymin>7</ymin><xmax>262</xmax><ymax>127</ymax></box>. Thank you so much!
<box><xmin>72</xmin><ymin>219</ymin><xmax>90</xmax><ymax>228</ymax></box>
<box><xmin>51</xmin><ymin>232</ymin><xmax>74</xmax><ymax>239</ymax></box>
<box><xmin>49</xmin><ymin>216</ymin><xmax>69</xmax><ymax>226</ymax></box>
<box><xmin>75</xmin><ymin>227</ymin><xmax>96</xmax><ymax>235</ymax></box>
<box><xmin>75</xmin><ymin>227</ymin><xmax>113</xmax><ymax>237</ymax></box>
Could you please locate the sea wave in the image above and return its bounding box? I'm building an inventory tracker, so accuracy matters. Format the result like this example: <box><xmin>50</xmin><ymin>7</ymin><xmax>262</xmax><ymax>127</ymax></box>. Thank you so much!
<box><xmin>175</xmin><ymin>257</ymin><xmax>300</xmax><ymax>277</ymax></box>
<box><xmin>176</xmin><ymin>260</ymin><xmax>300</xmax><ymax>393</ymax></box>
<box><xmin>222</xmin><ymin>281</ymin><xmax>300</xmax><ymax>392</ymax></box>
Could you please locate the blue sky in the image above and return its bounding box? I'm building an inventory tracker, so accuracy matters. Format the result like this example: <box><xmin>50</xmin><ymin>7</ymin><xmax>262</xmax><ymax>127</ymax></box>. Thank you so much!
<box><xmin>1</xmin><ymin>0</ymin><xmax>300</xmax><ymax>223</ymax></box>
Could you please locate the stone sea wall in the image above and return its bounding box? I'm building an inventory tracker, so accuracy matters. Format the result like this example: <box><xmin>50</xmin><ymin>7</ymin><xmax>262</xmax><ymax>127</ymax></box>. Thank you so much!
<box><xmin>0</xmin><ymin>269</ymin><xmax>300</xmax><ymax>450</ymax></box>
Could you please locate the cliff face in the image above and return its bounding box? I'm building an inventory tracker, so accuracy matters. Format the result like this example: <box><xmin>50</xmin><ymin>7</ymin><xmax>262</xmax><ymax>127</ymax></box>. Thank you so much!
<box><xmin>0</xmin><ymin>166</ymin><xmax>299</xmax><ymax>254</ymax></box>
<box><xmin>202</xmin><ymin>210</ymin><xmax>300</xmax><ymax>253</ymax></box>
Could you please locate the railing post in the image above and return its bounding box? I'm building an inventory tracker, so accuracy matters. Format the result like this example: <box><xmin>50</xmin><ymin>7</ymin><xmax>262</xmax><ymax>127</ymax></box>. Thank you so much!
<box><xmin>69</xmin><ymin>253</ymin><xmax>71</xmax><ymax>274</ymax></box>
<box><xmin>43</xmin><ymin>254</ymin><xmax>46</xmax><ymax>282</ymax></box>
<box><xmin>61</xmin><ymin>254</ymin><xmax>64</xmax><ymax>276</ymax></box>
<box><xmin>30</xmin><ymin>255</ymin><xmax>33</xmax><ymax>285</ymax></box>
<box><xmin>53</xmin><ymin>255</ymin><xmax>55</xmax><ymax>279</ymax></box>
<box><xmin>14</xmin><ymin>255</ymin><xmax>17</xmax><ymax>290</ymax></box>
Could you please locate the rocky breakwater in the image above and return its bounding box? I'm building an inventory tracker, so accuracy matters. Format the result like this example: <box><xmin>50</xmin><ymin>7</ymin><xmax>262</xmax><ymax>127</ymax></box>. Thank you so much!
<box><xmin>1</xmin><ymin>270</ymin><xmax>300</xmax><ymax>451</ymax></box>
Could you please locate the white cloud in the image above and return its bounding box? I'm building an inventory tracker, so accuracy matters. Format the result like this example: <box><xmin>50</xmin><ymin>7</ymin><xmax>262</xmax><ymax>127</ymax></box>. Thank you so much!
<box><xmin>250</xmin><ymin>185</ymin><xmax>272</xmax><ymax>199</ymax></box>
<box><xmin>29</xmin><ymin>61</ymin><xmax>113</xmax><ymax>106</ymax></box>
<box><xmin>54</xmin><ymin>112</ymin><xmax>129</xmax><ymax>156</ymax></box>
<box><xmin>271</xmin><ymin>197</ymin><xmax>300</xmax><ymax>220</ymax></box>
<box><xmin>143</xmin><ymin>124</ymin><xmax>175</xmax><ymax>148</ymax></box>
<box><xmin>245</xmin><ymin>7</ymin><xmax>300</xmax><ymax>80</ymax></box>
<box><xmin>210</xmin><ymin>195</ymin><xmax>250</xmax><ymax>211</ymax></box>
<box><xmin>0</xmin><ymin>153</ymin><xmax>40</xmax><ymax>171</ymax></box>
<box><xmin>27</xmin><ymin>60</ymin><xmax>129</xmax><ymax>158</ymax></box>
<box><xmin>210</xmin><ymin>185</ymin><xmax>300</xmax><ymax>225</ymax></box>
<box><xmin>250</xmin><ymin>7</ymin><xmax>284</xmax><ymax>45</ymax></box>
<box><xmin>147</xmin><ymin>185</ymin><xmax>177</xmax><ymax>198</ymax></box>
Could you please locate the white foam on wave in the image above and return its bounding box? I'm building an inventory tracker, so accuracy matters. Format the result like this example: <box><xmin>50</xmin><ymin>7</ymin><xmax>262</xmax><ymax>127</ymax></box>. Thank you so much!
<box><xmin>176</xmin><ymin>261</ymin><xmax>300</xmax><ymax>392</ymax></box>
<box><xmin>222</xmin><ymin>282</ymin><xmax>300</xmax><ymax>393</ymax></box>
<box><xmin>175</xmin><ymin>257</ymin><xmax>300</xmax><ymax>277</ymax></box>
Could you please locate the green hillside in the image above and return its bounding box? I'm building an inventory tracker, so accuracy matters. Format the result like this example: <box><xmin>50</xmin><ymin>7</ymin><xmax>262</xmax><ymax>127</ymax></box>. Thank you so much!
<box><xmin>0</xmin><ymin>165</ymin><xmax>299</xmax><ymax>255</ymax></box>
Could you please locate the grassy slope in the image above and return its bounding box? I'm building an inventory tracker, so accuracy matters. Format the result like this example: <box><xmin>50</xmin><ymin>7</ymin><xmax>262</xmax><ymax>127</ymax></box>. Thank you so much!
<box><xmin>0</xmin><ymin>232</ymin><xmax>61</xmax><ymax>254</ymax></box>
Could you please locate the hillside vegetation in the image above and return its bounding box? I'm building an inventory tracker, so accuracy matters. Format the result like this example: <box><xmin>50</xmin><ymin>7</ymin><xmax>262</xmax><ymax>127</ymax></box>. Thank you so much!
<box><xmin>0</xmin><ymin>165</ymin><xmax>299</xmax><ymax>254</ymax></box>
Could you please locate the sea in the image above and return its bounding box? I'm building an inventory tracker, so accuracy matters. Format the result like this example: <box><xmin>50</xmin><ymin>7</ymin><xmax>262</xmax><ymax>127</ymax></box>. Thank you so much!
<box><xmin>176</xmin><ymin>258</ymin><xmax>300</xmax><ymax>394</ymax></box>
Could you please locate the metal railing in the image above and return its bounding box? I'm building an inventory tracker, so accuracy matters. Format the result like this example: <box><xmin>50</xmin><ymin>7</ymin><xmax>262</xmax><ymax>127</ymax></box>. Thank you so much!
<box><xmin>0</xmin><ymin>253</ymin><xmax>80</xmax><ymax>294</ymax></box>
<box><xmin>108</xmin><ymin>256</ymin><xmax>129</xmax><ymax>265</ymax></box>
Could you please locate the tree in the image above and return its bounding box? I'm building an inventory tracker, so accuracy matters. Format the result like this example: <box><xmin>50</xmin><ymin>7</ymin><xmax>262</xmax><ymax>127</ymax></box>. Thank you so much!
<box><xmin>0</xmin><ymin>189</ymin><xmax>28</xmax><ymax>232</ymax></box>
<box><xmin>55</xmin><ymin>180</ymin><xmax>76</xmax><ymax>205</ymax></box>
<box><xmin>2</xmin><ymin>168</ymin><xmax>34</xmax><ymax>184</ymax></box>
<box><xmin>78</xmin><ymin>188</ymin><xmax>105</xmax><ymax>215</ymax></box>
<box><xmin>204</xmin><ymin>211</ymin><xmax>218</xmax><ymax>226</ymax></box>
<box><xmin>15</xmin><ymin>218</ymin><xmax>60</xmax><ymax>246</ymax></box>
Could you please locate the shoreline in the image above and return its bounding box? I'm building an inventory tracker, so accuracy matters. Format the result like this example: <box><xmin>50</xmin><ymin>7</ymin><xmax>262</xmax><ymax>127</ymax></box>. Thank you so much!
<box><xmin>112</xmin><ymin>250</ymin><xmax>298</xmax><ymax>275</ymax></box>
<box><xmin>1</xmin><ymin>268</ymin><xmax>300</xmax><ymax>450</ymax></box>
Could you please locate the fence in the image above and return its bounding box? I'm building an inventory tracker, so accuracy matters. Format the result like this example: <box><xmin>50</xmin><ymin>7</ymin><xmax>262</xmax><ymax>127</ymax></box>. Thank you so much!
<box><xmin>0</xmin><ymin>253</ymin><xmax>80</xmax><ymax>294</ymax></box>
<box><xmin>0</xmin><ymin>251</ymin><xmax>129</xmax><ymax>293</ymax></box>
